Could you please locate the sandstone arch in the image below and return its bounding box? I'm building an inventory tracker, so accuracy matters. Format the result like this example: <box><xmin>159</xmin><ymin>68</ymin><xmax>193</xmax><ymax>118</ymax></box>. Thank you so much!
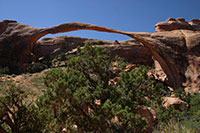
<box><xmin>31</xmin><ymin>22</ymin><xmax>180</xmax><ymax>89</ymax></box>
<box><xmin>1</xmin><ymin>20</ymin><xmax>199</xmax><ymax>90</ymax></box>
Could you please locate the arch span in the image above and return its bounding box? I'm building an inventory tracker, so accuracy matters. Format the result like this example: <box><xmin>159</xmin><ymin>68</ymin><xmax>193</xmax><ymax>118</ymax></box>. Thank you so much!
<box><xmin>0</xmin><ymin>20</ymin><xmax>180</xmax><ymax>88</ymax></box>
<box><xmin>30</xmin><ymin>22</ymin><xmax>179</xmax><ymax>89</ymax></box>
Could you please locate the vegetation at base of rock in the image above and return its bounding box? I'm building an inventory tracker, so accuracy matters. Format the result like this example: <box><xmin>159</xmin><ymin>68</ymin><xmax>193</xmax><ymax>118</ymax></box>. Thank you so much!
<box><xmin>97</xmin><ymin>40</ymin><xmax>104</xmax><ymax>45</ymax></box>
<box><xmin>0</xmin><ymin>66</ymin><xmax>10</xmax><ymax>75</ymax></box>
<box><xmin>38</xmin><ymin>43</ymin><xmax>168</xmax><ymax>132</ymax></box>
<box><xmin>0</xmin><ymin>81</ymin><xmax>50</xmax><ymax>133</ymax></box>
<box><xmin>153</xmin><ymin>119</ymin><xmax>198</xmax><ymax>133</ymax></box>
<box><xmin>26</xmin><ymin>63</ymin><xmax>48</xmax><ymax>73</ymax></box>
<box><xmin>39</xmin><ymin>55</ymin><xmax>54</xmax><ymax>68</ymax></box>
<box><xmin>154</xmin><ymin>92</ymin><xmax>200</xmax><ymax>132</ymax></box>
<box><xmin>0</xmin><ymin>43</ymin><xmax>199</xmax><ymax>132</ymax></box>
<box><xmin>24</xmin><ymin>42</ymin><xmax>110</xmax><ymax>74</ymax></box>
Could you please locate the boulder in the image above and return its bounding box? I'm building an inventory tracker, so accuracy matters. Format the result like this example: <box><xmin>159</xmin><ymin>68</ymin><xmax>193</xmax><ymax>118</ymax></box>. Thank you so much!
<box><xmin>176</xmin><ymin>18</ymin><xmax>186</xmax><ymax>23</ymax></box>
<box><xmin>163</xmin><ymin>96</ymin><xmax>188</xmax><ymax>110</ymax></box>
<box><xmin>137</xmin><ymin>107</ymin><xmax>156</xmax><ymax>133</ymax></box>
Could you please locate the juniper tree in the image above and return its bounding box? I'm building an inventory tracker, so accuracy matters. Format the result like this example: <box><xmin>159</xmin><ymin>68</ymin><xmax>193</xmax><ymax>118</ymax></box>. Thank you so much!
<box><xmin>40</xmin><ymin>43</ymin><xmax>167</xmax><ymax>132</ymax></box>
<box><xmin>0</xmin><ymin>81</ymin><xmax>50</xmax><ymax>133</ymax></box>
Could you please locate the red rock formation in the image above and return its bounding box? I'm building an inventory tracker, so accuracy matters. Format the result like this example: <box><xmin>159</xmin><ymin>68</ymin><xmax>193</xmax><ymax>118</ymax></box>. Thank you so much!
<box><xmin>0</xmin><ymin>20</ymin><xmax>132</xmax><ymax>72</ymax></box>
<box><xmin>34</xmin><ymin>36</ymin><xmax>153</xmax><ymax>66</ymax></box>
<box><xmin>138</xmin><ymin>30</ymin><xmax>200</xmax><ymax>91</ymax></box>
<box><xmin>155</xmin><ymin>18</ymin><xmax>200</xmax><ymax>32</ymax></box>
<box><xmin>176</xmin><ymin>18</ymin><xmax>186</xmax><ymax>23</ymax></box>
<box><xmin>0</xmin><ymin>19</ymin><xmax>199</xmax><ymax>91</ymax></box>
<box><xmin>189</xmin><ymin>19</ymin><xmax>200</xmax><ymax>24</ymax></box>
<box><xmin>166</xmin><ymin>18</ymin><xmax>177</xmax><ymax>23</ymax></box>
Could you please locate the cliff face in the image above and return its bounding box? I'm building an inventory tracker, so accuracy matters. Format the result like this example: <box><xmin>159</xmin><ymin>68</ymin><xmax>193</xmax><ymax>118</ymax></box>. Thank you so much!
<box><xmin>0</xmin><ymin>18</ymin><xmax>199</xmax><ymax>91</ymax></box>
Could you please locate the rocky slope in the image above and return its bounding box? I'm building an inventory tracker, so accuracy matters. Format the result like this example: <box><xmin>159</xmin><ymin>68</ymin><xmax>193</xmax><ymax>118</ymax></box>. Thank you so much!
<box><xmin>0</xmin><ymin>18</ymin><xmax>199</xmax><ymax>91</ymax></box>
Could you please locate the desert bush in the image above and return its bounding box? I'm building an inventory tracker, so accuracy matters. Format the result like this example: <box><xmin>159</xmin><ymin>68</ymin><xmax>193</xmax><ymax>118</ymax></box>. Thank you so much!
<box><xmin>0</xmin><ymin>66</ymin><xmax>10</xmax><ymax>75</ymax></box>
<box><xmin>0</xmin><ymin>81</ymin><xmax>50</xmax><ymax>133</ymax></box>
<box><xmin>114</xmin><ymin>40</ymin><xmax>120</xmax><ymax>44</ymax></box>
<box><xmin>154</xmin><ymin>91</ymin><xmax>200</xmax><ymax>132</ymax></box>
<box><xmin>56</xmin><ymin>53</ymin><xmax>67</xmax><ymax>61</ymax></box>
<box><xmin>153</xmin><ymin>119</ymin><xmax>198</xmax><ymax>133</ymax></box>
<box><xmin>26</xmin><ymin>62</ymin><xmax>47</xmax><ymax>73</ymax></box>
<box><xmin>186</xmin><ymin>93</ymin><xmax>200</xmax><ymax>130</ymax></box>
<box><xmin>41</xmin><ymin>55</ymin><xmax>54</xmax><ymax>67</ymax></box>
<box><xmin>39</xmin><ymin>43</ymin><xmax>167</xmax><ymax>132</ymax></box>
<box><xmin>97</xmin><ymin>40</ymin><xmax>104</xmax><ymax>45</ymax></box>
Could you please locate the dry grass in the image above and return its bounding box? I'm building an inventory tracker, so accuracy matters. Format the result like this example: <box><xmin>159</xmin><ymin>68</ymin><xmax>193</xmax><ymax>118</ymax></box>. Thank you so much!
<box><xmin>0</xmin><ymin>70</ymin><xmax>47</xmax><ymax>97</ymax></box>
<box><xmin>153</xmin><ymin>119</ymin><xmax>199</xmax><ymax>133</ymax></box>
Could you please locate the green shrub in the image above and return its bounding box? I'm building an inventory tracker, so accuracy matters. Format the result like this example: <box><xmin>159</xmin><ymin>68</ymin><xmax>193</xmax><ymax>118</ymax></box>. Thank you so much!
<box><xmin>187</xmin><ymin>93</ymin><xmax>200</xmax><ymax>129</ymax></box>
<box><xmin>40</xmin><ymin>43</ymin><xmax>167</xmax><ymax>132</ymax></box>
<box><xmin>57</xmin><ymin>52</ymin><xmax>67</xmax><ymax>61</ymax></box>
<box><xmin>154</xmin><ymin>92</ymin><xmax>200</xmax><ymax>132</ymax></box>
<box><xmin>97</xmin><ymin>40</ymin><xmax>104</xmax><ymax>45</ymax></box>
<box><xmin>188</xmin><ymin>93</ymin><xmax>200</xmax><ymax>116</ymax></box>
<box><xmin>153</xmin><ymin>119</ymin><xmax>198</xmax><ymax>133</ymax></box>
<box><xmin>0</xmin><ymin>66</ymin><xmax>10</xmax><ymax>75</ymax></box>
<box><xmin>0</xmin><ymin>81</ymin><xmax>50</xmax><ymax>133</ymax></box>
<box><xmin>38</xmin><ymin>55</ymin><xmax>54</xmax><ymax>68</ymax></box>
<box><xmin>26</xmin><ymin>63</ymin><xmax>47</xmax><ymax>73</ymax></box>
<box><xmin>114</xmin><ymin>40</ymin><xmax>119</xmax><ymax>44</ymax></box>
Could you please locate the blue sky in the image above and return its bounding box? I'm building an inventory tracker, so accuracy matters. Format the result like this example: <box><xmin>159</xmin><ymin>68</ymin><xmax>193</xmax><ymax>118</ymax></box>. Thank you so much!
<box><xmin>1</xmin><ymin>0</ymin><xmax>200</xmax><ymax>41</ymax></box>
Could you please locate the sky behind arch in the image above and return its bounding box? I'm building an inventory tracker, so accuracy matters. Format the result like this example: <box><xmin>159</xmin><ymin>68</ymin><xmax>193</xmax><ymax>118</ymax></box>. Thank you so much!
<box><xmin>1</xmin><ymin>0</ymin><xmax>200</xmax><ymax>40</ymax></box>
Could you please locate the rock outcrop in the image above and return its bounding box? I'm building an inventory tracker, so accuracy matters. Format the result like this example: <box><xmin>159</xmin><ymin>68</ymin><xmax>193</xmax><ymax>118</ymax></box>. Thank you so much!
<box><xmin>35</xmin><ymin>36</ymin><xmax>153</xmax><ymax>65</ymax></box>
<box><xmin>34</xmin><ymin>35</ymin><xmax>94</xmax><ymax>57</ymax></box>
<box><xmin>0</xmin><ymin>19</ymin><xmax>199</xmax><ymax>91</ymax></box>
<box><xmin>0</xmin><ymin>20</ymin><xmax>125</xmax><ymax>71</ymax></box>
<box><xmin>138</xmin><ymin>29</ymin><xmax>200</xmax><ymax>91</ymax></box>
<box><xmin>155</xmin><ymin>18</ymin><xmax>200</xmax><ymax>32</ymax></box>
<box><xmin>163</xmin><ymin>96</ymin><xmax>188</xmax><ymax>110</ymax></box>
